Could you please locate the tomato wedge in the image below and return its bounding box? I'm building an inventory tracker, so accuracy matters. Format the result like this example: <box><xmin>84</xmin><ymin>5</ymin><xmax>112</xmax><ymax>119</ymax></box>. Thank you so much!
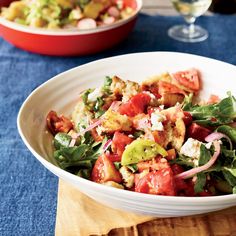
<box><xmin>187</xmin><ymin>123</ymin><xmax>211</xmax><ymax>142</ymax></box>
<box><xmin>123</xmin><ymin>0</ymin><xmax>137</xmax><ymax>9</ymax></box>
<box><xmin>135</xmin><ymin>168</ymin><xmax>176</xmax><ymax>196</ymax></box>
<box><xmin>172</xmin><ymin>68</ymin><xmax>200</xmax><ymax>92</ymax></box>
<box><xmin>46</xmin><ymin>110</ymin><xmax>73</xmax><ymax>135</ymax></box>
<box><xmin>112</xmin><ymin>131</ymin><xmax>133</xmax><ymax>157</ymax></box>
<box><xmin>118</xmin><ymin>93</ymin><xmax>151</xmax><ymax>117</ymax></box>
<box><xmin>91</xmin><ymin>154</ymin><xmax>122</xmax><ymax>183</ymax></box>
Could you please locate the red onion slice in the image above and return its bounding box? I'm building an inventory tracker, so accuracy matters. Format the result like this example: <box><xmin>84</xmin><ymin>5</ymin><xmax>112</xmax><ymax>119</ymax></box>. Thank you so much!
<box><xmin>205</xmin><ymin>132</ymin><xmax>232</xmax><ymax>150</ymax></box>
<box><xmin>175</xmin><ymin>141</ymin><xmax>221</xmax><ymax>180</ymax></box>
<box><xmin>103</xmin><ymin>139</ymin><xmax>112</xmax><ymax>152</ymax></box>
<box><xmin>68</xmin><ymin>119</ymin><xmax>102</xmax><ymax>147</ymax></box>
<box><xmin>109</xmin><ymin>101</ymin><xmax>122</xmax><ymax>112</ymax></box>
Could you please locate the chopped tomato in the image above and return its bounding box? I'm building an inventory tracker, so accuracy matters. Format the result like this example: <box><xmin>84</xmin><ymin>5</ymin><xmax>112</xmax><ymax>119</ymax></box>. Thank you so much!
<box><xmin>187</xmin><ymin>123</ymin><xmax>211</xmax><ymax>142</ymax></box>
<box><xmin>123</xmin><ymin>0</ymin><xmax>137</xmax><ymax>9</ymax></box>
<box><xmin>172</xmin><ymin>68</ymin><xmax>200</xmax><ymax>92</ymax></box>
<box><xmin>158</xmin><ymin>81</ymin><xmax>186</xmax><ymax>95</ymax></box>
<box><xmin>106</xmin><ymin>153</ymin><xmax>121</xmax><ymax>162</ymax></box>
<box><xmin>137</xmin><ymin>156</ymin><xmax>170</xmax><ymax>172</ymax></box>
<box><xmin>182</xmin><ymin>111</ymin><xmax>193</xmax><ymax>126</ymax></box>
<box><xmin>118</xmin><ymin>93</ymin><xmax>151</xmax><ymax>117</ymax></box>
<box><xmin>112</xmin><ymin>131</ymin><xmax>133</xmax><ymax>157</ymax></box>
<box><xmin>135</xmin><ymin>168</ymin><xmax>176</xmax><ymax>196</ymax></box>
<box><xmin>171</xmin><ymin>164</ymin><xmax>194</xmax><ymax>196</ymax></box>
<box><xmin>142</xmin><ymin>85</ymin><xmax>161</xmax><ymax>99</ymax></box>
<box><xmin>207</xmin><ymin>94</ymin><xmax>220</xmax><ymax>104</ymax></box>
<box><xmin>46</xmin><ymin>110</ymin><xmax>73</xmax><ymax>135</ymax></box>
<box><xmin>91</xmin><ymin>154</ymin><xmax>122</xmax><ymax>183</ymax></box>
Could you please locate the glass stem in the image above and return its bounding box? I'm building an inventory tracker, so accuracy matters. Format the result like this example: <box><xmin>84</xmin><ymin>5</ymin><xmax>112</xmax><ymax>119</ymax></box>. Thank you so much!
<box><xmin>188</xmin><ymin>23</ymin><xmax>195</xmax><ymax>36</ymax></box>
<box><xmin>184</xmin><ymin>16</ymin><xmax>196</xmax><ymax>37</ymax></box>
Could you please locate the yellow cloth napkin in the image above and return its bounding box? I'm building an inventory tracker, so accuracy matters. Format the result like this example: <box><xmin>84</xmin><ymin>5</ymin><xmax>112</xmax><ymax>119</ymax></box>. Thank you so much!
<box><xmin>55</xmin><ymin>180</ymin><xmax>154</xmax><ymax>236</ymax></box>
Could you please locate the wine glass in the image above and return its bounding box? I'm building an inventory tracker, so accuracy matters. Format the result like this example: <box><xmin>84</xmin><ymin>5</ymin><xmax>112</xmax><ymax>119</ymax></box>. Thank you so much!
<box><xmin>168</xmin><ymin>0</ymin><xmax>212</xmax><ymax>42</ymax></box>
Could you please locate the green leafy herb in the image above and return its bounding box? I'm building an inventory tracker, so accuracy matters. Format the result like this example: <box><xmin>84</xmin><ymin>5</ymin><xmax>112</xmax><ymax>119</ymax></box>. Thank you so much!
<box><xmin>194</xmin><ymin>172</ymin><xmax>206</xmax><ymax>193</ymax></box>
<box><xmin>127</xmin><ymin>164</ymin><xmax>138</xmax><ymax>173</ymax></box>
<box><xmin>54</xmin><ymin>133</ymin><xmax>71</xmax><ymax>149</ymax></box>
<box><xmin>233</xmin><ymin>186</ymin><xmax>236</xmax><ymax>194</ymax></box>
<box><xmin>185</xmin><ymin>93</ymin><xmax>236</xmax><ymax>126</ymax></box>
<box><xmin>182</xmin><ymin>93</ymin><xmax>194</xmax><ymax>110</ymax></box>
<box><xmin>199</xmin><ymin>144</ymin><xmax>211</xmax><ymax>166</ymax></box>
<box><xmin>102</xmin><ymin>76</ymin><xmax>112</xmax><ymax>94</ymax></box>
<box><xmin>216</xmin><ymin>125</ymin><xmax>236</xmax><ymax>143</ymax></box>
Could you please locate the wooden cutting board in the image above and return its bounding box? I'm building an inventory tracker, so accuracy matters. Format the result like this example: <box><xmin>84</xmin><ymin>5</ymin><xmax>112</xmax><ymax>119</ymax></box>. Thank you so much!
<box><xmin>55</xmin><ymin>180</ymin><xmax>236</xmax><ymax>236</ymax></box>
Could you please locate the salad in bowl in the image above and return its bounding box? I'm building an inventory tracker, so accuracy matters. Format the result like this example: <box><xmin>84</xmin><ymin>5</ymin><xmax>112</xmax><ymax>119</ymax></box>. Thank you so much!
<box><xmin>46</xmin><ymin>68</ymin><xmax>236</xmax><ymax>197</ymax></box>
<box><xmin>1</xmin><ymin>0</ymin><xmax>136</xmax><ymax>30</ymax></box>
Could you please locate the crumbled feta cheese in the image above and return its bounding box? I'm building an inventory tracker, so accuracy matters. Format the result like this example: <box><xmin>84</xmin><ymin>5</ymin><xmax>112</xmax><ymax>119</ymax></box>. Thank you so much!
<box><xmin>205</xmin><ymin>142</ymin><xmax>212</xmax><ymax>149</ymax></box>
<box><xmin>150</xmin><ymin>112</ymin><xmax>166</xmax><ymax>131</ymax></box>
<box><xmin>180</xmin><ymin>138</ymin><xmax>202</xmax><ymax>166</ymax></box>
<box><xmin>87</xmin><ymin>87</ymin><xmax>103</xmax><ymax>102</ymax></box>
<box><xmin>119</xmin><ymin>166</ymin><xmax>134</xmax><ymax>188</ymax></box>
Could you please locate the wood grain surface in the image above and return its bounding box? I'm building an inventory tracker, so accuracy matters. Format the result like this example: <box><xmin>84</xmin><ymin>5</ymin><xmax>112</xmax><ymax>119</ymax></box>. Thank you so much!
<box><xmin>56</xmin><ymin>180</ymin><xmax>236</xmax><ymax>236</ymax></box>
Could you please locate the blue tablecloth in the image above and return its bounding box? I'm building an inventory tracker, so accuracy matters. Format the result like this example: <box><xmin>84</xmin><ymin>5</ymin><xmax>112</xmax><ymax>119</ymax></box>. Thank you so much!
<box><xmin>1</xmin><ymin>13</ymin><xmax>236</xmax><ymax>235</ymax></box>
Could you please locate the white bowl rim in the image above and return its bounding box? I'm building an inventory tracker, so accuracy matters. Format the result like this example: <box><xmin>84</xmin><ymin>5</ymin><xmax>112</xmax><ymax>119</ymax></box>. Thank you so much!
<box><xmin>0</xmin><ymin>0</ymin><xmax>142</xmax><ymax>36</ymax></box>
<box><xmin>17</xmin><ymin>51</ymin><xmax>236</xmax><ymax>203</ymax></box>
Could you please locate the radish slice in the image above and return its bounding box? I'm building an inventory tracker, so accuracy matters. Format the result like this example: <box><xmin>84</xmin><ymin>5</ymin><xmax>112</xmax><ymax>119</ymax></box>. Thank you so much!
<box><xmin>108</xmin><ymin>6</ymin><xmax>120</xmax><ymax>18</ymax></box>
<box><xmin>103</xmin><ymin>16</ymin><xmax>115</xmax><ymax>25</ymax></box>
<box><xmin>205</xmin><ymin>132</ymin><xmax>232</xmax><ymax>150</ymax></box>
<box><xmin>77</xmin><ymin>18</ymin><xmax>97</xmax><ymax>30</ymax></box>
<box><xmin>175</xmin><ymin>141</ymin><xmax>221</xmax><ymax>180</ymax></box>
<box><xmin>103</xmin><ymin>139</ymin><xmax>112</xmax><ymax>152</ymax></box>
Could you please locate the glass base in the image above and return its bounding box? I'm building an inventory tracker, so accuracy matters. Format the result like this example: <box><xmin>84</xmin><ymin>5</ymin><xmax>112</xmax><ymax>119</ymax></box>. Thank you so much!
<box><xmin>168</xmin><ymin>24</ymin><xmax>208</xmax><ymax>43</ymax></box>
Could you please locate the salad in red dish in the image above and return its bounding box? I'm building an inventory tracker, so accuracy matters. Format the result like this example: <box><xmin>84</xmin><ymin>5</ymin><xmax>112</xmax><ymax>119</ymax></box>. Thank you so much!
<box><xmin>46</xmin><ymin>69</ymin><xmax>236</xmax><ymax>196</ymax></box>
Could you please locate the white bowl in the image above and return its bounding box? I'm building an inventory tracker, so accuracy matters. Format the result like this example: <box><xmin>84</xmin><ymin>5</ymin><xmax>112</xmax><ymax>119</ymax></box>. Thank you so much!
<box><xmin>17</xmin><ymin>52</ymin><xmax>236</xmax><ymax>217</ymax></box>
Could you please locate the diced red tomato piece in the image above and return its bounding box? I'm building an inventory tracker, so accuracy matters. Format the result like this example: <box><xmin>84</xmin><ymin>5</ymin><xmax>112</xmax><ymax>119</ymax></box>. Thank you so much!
<box><xmin>207</xmin><ymin>94</ymin><xmax>220</xmax><ymax>104</ymax></box>
<box><xmin>182</xmin><ymin>111</ymin><xmax>193</xmax><ymax>126</ymax></box>
<box><xmin>187</xmin><ymin>123</ymin><xmax>211</xmax><ymax>142</ymax></box>
<box><xmin>141</xmin><ymin>85</ymin><xmax>162</xmax><ymax>99</ymax></box>
<box><xmin>137</xmin><ymin>156</ymin><xmax>170</xmax><ymax>172</ymax></box>
<box><xmin>172</xmin><ymin>68</ymin><xmax>200</xmax><ymax>92</ymax></box>
<box><xmin>158</xmin><ymin>81</ymin><xmax>186</xmax><ymax>95</ymax></box>
<box><xmin>91</xmin><ymin>154</ymin><xmax>122</xmax><ymax>183</ymax></box>
<box><xmin>118</xmin><ymin>93</ymin><xmax>151</xmax><ymax>117</ymax></box>
<box><xmin>123</xmin><ymin>0</ymin><xmax>137</xmax><ymax>9</ymax></box>
<box><xmin>135</xmin><ymin>168</ymin><xmax>176</xmax><ymax>196</ymax></box>
<box><xmin>112</xmin><ymin>131</ymin><xmax>133</xmax><ymax>157</ymax></box>
<box><xmin>106</xmin><ymin>153</ymin><xmax>121</xmax><ymax>162</ymax></box>
<box><xmin>46</xmin><ymin>110</ymin><xmax>73</xmax><ymax>135</ymax></box>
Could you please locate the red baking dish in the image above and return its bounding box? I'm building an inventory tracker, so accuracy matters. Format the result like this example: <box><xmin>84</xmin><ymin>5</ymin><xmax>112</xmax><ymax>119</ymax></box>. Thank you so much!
<box><xmin>0</xmin><ymin>0</ymin><xmax>142</xmax><ymax>56</ymax></box>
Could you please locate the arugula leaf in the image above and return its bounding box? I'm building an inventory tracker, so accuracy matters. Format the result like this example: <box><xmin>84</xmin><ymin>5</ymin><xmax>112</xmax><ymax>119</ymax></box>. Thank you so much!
<box><xmin>217</xmin><ymin>125</ymin><xmax>236</xmax><ymax>143</ymax></box>
<box><xmin>127</xmin><ymin>164</ymin><xmax>138</xmax><ymax>173</ymax></box>
<box><xmin>233</xmin><ymin>186</ymin><xmax>236</xmax><ymax>194</ymax></box>
<box><xmin>171</xmin><ymin>154</ymin><xmax>195</xmax><ymax>168</ymax></box>
<box><xmin>76</xmin><ymin>169</ymin><xmax>91</xmax><ymax>179</ymax></box>
<box><xmin>185</xmin><ymin>94</ymin><xmax>236</xmax><ymax>126</ymax></box>
<box><xmin>54</xmin><ymin>132</ymin><xmax>71</xmax><ymax>149</ymax></box>
<box><xmin>182</xmin><ymin>93</ymin><xmax>194</xmax><ymax>110</ymax></box>
<box><xmin>102</xmin><ymin>76</ymin><xmax>112</xmax><ymax>94</ymax></box>
<box><xmin>194</xmin><ymin>172</ymin><xmax>206</xmax><ymax>193</ymax></box>
<box><xmin>199</xmin><ymin>144</ymin><xmax>211</xmax><ymax>166</ymax></box>
<box><xmin>223</xmin><ymin>168</ymin><xmax>236</xmax><ymax>187</ymax></box>
<box><xmin>81</xmin><ymin>89</ymin><xmax>93</xmax><ymax>105</ymax></box>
